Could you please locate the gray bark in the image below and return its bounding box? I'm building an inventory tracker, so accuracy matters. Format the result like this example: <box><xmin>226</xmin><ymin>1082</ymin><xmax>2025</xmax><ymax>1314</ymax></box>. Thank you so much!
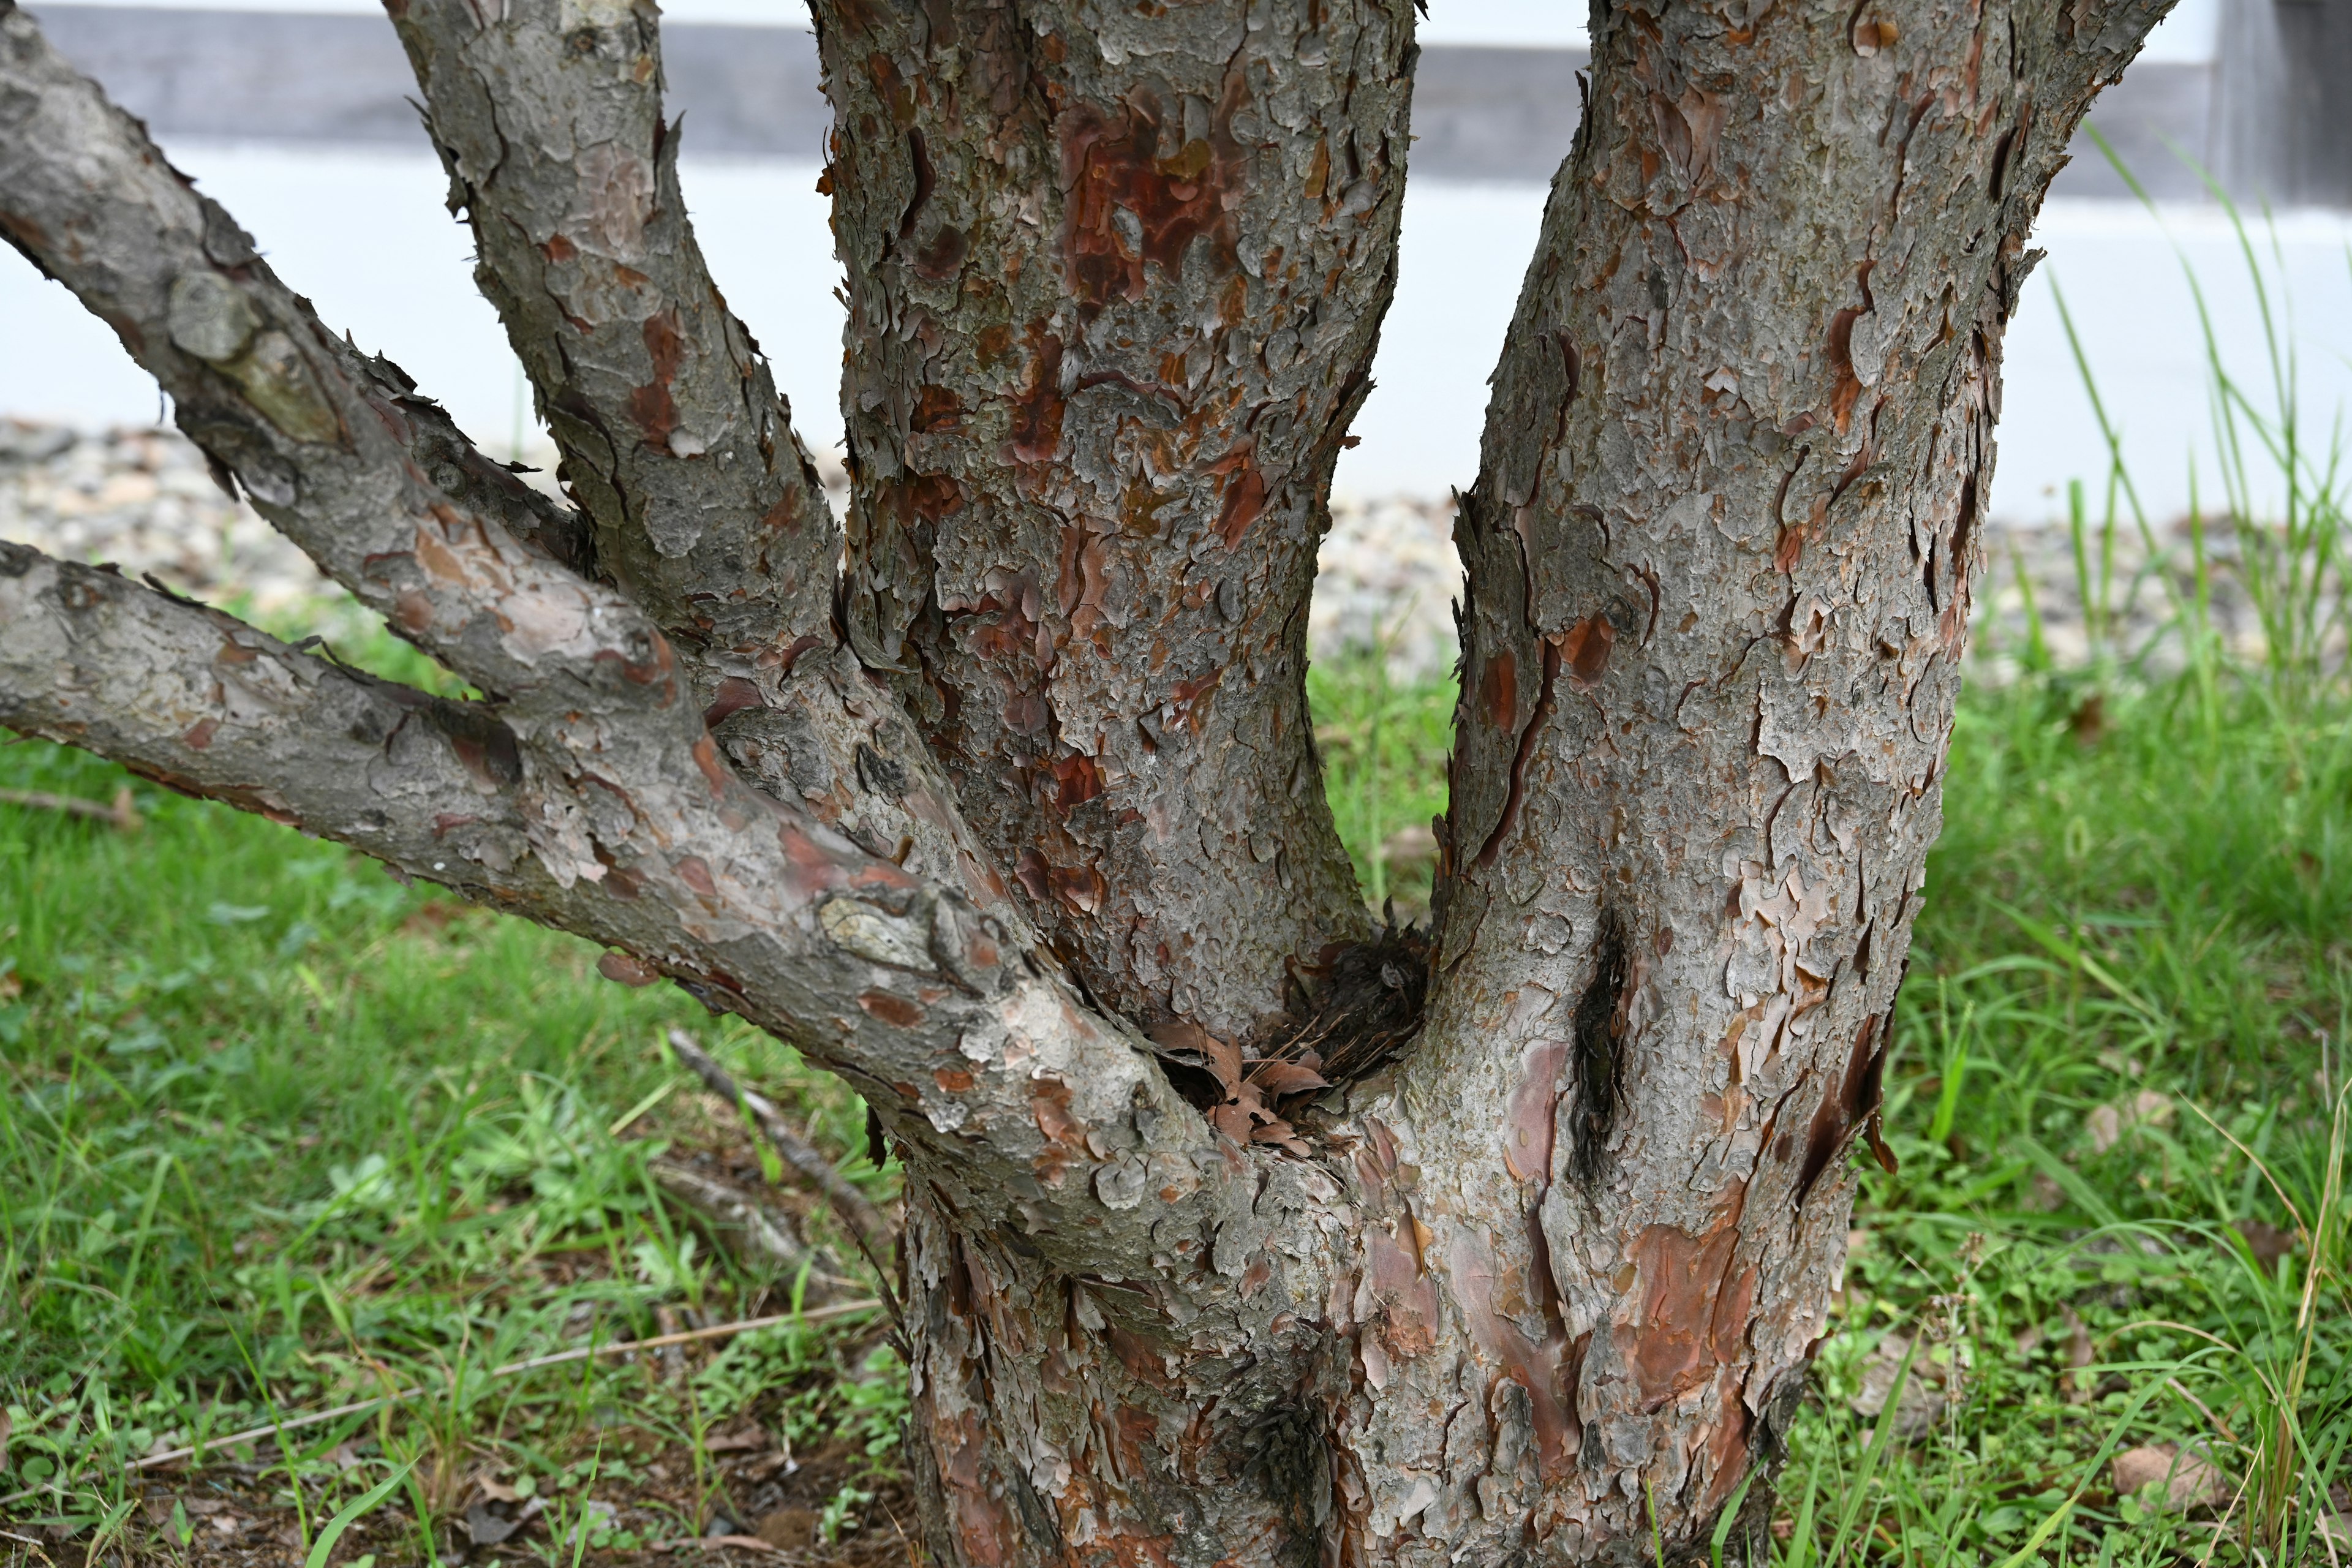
<box><xmin>814</xmin><ymin>0</ymin><xmax>1409</xmax><ymax>1049</ymax></box>
<box><xmin>0</xmin><ymin>0</ymin><xmax>2170</xmax><ymax>1560</ymax></box>
<box><xmin>1372</xmin><ymin>0</ymin><xmax>2164</xmax><ymax>1551</ymax></box>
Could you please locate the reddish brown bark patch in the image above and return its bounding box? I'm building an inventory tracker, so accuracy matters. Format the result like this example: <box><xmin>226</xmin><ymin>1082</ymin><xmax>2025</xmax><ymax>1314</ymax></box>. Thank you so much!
<box><xmin>913</xmin><ymin>383</ymin><xmax>965</xmax><ymax>432</ymax></box>
<box><xmin>1825</xmin><ymin>262</ymin><xmax>1877</xmax><ymax>434</ymax></box>
<box><xmin>1446</xmin><ymin>1232</ymin><xmax>1578</xmax><ymax>1475</ymax></box>
<box><xmin>1213</xmin><ymin>453</ymin><xmax>1270</xmax><ymax>552</ymax></box>
<box><xmin>628</xmin><ymin>309</ymin><xmax>684</xmax><ymax>450</ymax></box>
<box><xmin>1560</xmin><ymin>614</ymin><xmax>1615</xmax><ymax>689</ymax></box>
<box><xmin>1479</xmin><ymin>650</ymin><xmax>1519</xmax><ymax>730</ymax></box>
<box><xmin>1163</xmin><ymin>666</ymin><xmax>1222</xmax><ymax>734</ymax></box>
<box><xmin>858</xmin><ymin>989</ymin><xmax>925</xmax><ymax>1027</ymax></box>
<box><xmin>1006</xmin><ymin>327</ymin><xmax>1065</xmax><ymax>463</ymax></box>
<box><xmin>1058</xmin><ymin>90</ymin><xmax>1240</xmax><ymax>309</ymax></box>
<box><xmin>701</xmin><ymin>676</ymin><xmax>764</xmax><ymax>728</ymax></box>
<box><xmin>1047</xmin><ymin>858</ymin><xmax>1107</xmax><ymax>914</ymax></box>
<box><xmin>1029</xmin><ymin>1074</ymin><xmax>1084</xmax><ymax>1185</ymax></box>
<box><xmin>1047</xmin><ymin>752</ymin><xmax>1103</xmax><ymax>813</ymax></box>
<box><xmin>935</xmin><ymin>1407</ymin><xmax>1022</xmax><ymax>1568</ymax></box>
<box><xmin>1502</xmin><ymin>1038</ymin><xmax>1568</xmax><ymax>1182</ymax></box>
<box><xmin>1624</xmin><ymin>1190</ymin><xmax>1754</xmax><ymax>1411</ymax></box>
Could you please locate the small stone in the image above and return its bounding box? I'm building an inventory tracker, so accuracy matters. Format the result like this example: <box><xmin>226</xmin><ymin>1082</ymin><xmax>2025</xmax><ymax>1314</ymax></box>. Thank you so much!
<box><xmin>463</xmin><ymin>1501</ymin><xmax>522</xmax><ymax>1546</ymax></box>
<box><xmin>2111</xmin><ymin>1443</ymin><xmax>2229</xmax><ymax>1509</ymax></box>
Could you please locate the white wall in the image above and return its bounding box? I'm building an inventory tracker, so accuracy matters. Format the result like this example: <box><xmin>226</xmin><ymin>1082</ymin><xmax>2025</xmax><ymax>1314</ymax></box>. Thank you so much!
<box><xmin>9</xmin><ymin>127</ymin><xmax>2349</xmax><ymax>528</ymax></box>
<box><xmin>1343</xmin><ymin>183</ymin><xmax>2352</xmax><ymax>525</ymax></box>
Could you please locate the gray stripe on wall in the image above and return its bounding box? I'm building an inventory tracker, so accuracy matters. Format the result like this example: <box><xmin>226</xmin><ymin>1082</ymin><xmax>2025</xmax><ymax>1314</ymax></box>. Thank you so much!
<box><xmin>24</xmin><ymin>5</ymin><xmax>2230</xmax><ymax>198</ymax></box>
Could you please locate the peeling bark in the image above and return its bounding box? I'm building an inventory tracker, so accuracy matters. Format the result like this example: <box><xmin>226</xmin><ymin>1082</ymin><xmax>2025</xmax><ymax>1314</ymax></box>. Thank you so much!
<box><xmin>1343</xmin><ymin>0</ymin><xmax>2166</xmax><ymax>1557</ymax></box>
<box><xmin>814</xmin><ymin>0</ymin><xmax>1410</xmax><ymax>1046</ymax></box>
<box><xmin>0</xmin><ymin>0</ymin><xmax>2174</xmax><ymax>1561</ymax></box>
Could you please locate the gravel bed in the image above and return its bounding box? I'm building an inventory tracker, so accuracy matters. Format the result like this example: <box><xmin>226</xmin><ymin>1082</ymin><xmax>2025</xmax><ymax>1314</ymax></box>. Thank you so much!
<box><xmin>0</xmin><ymin>419</ymin><xmax>2304</xmax><ymax>685</ymax></box>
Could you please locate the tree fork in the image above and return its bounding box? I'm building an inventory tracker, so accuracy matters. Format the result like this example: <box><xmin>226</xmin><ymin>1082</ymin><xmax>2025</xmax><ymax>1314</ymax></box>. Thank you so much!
<box><xmin>0</xmin><ymin>0</ymin><xmax>2174</xmax><ymax>1560</ymax></box>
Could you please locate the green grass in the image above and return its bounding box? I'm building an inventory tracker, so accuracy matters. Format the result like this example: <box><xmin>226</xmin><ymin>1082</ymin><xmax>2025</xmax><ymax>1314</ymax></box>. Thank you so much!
<box><xmin>1788</xmin><ymin>673</ymin><xmax>2352</xmax><ymax>1567</ymax></box>
<box><xmin>4</xmin><ymin>613</ymin><xmax>2350</xmax><ymax>1565</ymax></box>
<box><xmin>0</xmin><ymin>628</ymin><xmax>911</xmax><ymax>1560</ymax></box>
<box><xmin>1308</xmin><ymin>646</ymin><xmax>1455</xmax><ymax>919</ymax></box>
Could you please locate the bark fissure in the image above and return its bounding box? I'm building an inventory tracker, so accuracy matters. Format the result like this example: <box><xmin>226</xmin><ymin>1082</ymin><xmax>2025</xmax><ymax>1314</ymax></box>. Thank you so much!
<box><xmin>1567</xmin><ymin>905</ymin><xmax>1632</xmax><ymax>1188</ymax></box>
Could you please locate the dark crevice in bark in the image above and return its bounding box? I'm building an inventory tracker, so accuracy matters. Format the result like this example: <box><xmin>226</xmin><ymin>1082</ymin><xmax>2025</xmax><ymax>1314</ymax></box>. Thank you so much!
<box><xmin>1472</xmin><ymin>635</ymin><xmax>1562</xmax><ymax>869</ymax></box>
<box><xmin>1238</xmin><ymin>1401</ymin><xmax>1332</xmax><ymax>1568</ymax></box>
<box><xmin>1279</xmin><ymin>920</ymin><xmax>1432</xmax><ymax>1089</ymax></box>
<box><xmin>1569</xmin><ymin>905</ymin><xmax>1632</xmax><ymax>1186</ymax></box>
<box><xmin>1793</xmin><ymin>1011</ymin><xmax>1894</xmax><ymax>1210</ymax></box>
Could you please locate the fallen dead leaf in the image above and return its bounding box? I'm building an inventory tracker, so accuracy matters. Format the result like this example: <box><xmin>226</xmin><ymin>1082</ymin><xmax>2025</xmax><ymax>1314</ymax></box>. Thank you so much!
<box><xmin>704</xmin><ymin>1424</ymin><xmax>769</xmax><ymax>1453</ymax></box>
<box><xmin>1849</xmin><ymin>1333</ymin><xmax>1948</xmax><ymax>1442</ymax></box>
<box><xmin>755</xmin><ymin>1507</ymin><xmax>820</xmax><ymax>1550</ymax></box>
<box><xmin>598</xmin><ymin>951</ymin><xmax>662</xmax><ymax>986</ymax></box>
<box><xmin>1249</xmin><ymin>1059</ymin><xmax>1330</xmax><ymax>1096</ymax></box>
<box><xmin>2232</xmin><ymin>1218</ymin><xmax>2299</xmax><ymax>1267</ymax></box>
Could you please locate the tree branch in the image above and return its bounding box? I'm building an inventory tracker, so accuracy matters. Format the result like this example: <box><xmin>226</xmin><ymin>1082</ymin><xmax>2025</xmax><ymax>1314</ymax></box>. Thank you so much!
<box><xmin>810</xmin><ymin>0</ymin><xmax>1416</xmax><ymax>1048</ymax></box>
<box><xmin>0</xmin><ymin>541</ymin><xmax>567</xmax><ymax>891</ymax></box>
<box><xmin>0</xmin><ymin>539</ymin><xmax>1284</xmax><ymax>1294</ymax></box>
<box><xmin>665</xmin><ymin>1027</ymin><xmax>894</xmax><ymax>1266</ymax></box>
<box><xmin>0</xmin><ymin>2</ymin><xmax>669</xmax><ymax>725</ymax></box>
<box><xmin>1362</xmin><ymin>0</ymin><xmax>2174</xmax><ymax>1544</ymax></box>
<box><xmin>385</xmin><ymin>0</ymin><xmax>840</xmax><ymax>700</ymax></box>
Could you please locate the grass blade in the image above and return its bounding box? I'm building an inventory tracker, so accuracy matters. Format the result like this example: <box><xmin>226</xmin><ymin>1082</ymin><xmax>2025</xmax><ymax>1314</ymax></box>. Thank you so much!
<box><xmin>303</xmin><ymin>1458</ymin><xmax>417</xmax><ymax>1568</ymax></box>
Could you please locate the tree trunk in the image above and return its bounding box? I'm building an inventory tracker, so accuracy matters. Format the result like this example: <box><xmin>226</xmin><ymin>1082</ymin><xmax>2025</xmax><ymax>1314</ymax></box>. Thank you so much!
<box><xmin>0</xmin><ymin>0</ymin><xmax>2168</xmax><ymax>1561</ymax></box>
